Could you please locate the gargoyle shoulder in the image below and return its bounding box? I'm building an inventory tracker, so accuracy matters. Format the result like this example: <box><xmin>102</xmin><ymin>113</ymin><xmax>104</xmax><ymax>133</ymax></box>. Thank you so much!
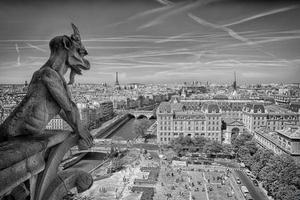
<box><xmin>40</xmin><ymin>67</ymin><xmax>64</xmax><ymax>85</ymax></box>
<box><xmin>40</xmin><ymin>67</ymin><xmax>72</xmax><ymax>112</ymax></box>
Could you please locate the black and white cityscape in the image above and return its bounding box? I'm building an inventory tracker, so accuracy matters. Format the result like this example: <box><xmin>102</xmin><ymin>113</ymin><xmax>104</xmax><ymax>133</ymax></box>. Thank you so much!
<box><xmin>0</xmin><ymin>0</ymin><xmax>300</xmax><ymax>200</ymax></box>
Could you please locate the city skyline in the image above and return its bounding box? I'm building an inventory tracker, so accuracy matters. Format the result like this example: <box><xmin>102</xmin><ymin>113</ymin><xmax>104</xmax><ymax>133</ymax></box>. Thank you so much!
<box><xmin>1</xmin><ymin>0</ymin><xmax>300</xmax><ymax>84</ymax></box>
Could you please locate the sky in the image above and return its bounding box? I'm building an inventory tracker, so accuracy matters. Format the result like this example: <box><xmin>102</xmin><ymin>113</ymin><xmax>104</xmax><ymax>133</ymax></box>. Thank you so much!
<box><xmin>0</xmin><ymin>0</ymin><xmax>300</xmax><ymax>85</ymax></box>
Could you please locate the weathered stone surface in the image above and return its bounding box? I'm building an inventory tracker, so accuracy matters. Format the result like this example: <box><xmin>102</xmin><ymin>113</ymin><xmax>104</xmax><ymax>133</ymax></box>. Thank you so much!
<box><xmin>0</xmin><ymin>139</ymin><xmax>46</xmax><ymax>171</ymax></box>
<box><xmin>42</xmin><ymin>169</ymin><xmax>93</xmax><ymax>200</ymax></box>
<box><xmin>0</xmin><ymin>131</ymin><xmax>70</xmax><ymax>170</ymax></box>
<box><xmin>0</xmin><ymin>24</ymin><xmax>94</xmax><ymax>200</ymax></box>
<box><xmin>0</xmin><ymin>131</ymin><xmax>71</xmax><ymax>197</ymax></box>
<box><xmin>0</xmin><ymin>23</ymin><xmax>93</xmax><ymax>149</ymax></box>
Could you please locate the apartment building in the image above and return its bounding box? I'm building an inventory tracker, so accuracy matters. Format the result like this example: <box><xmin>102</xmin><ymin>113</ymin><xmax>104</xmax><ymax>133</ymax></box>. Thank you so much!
<box><xmin>254</xmin><ymin>126</ymin><xmax>300</xmax><ymax>163</ymax></box>
<box><xmin>156</xmin><ymin>101</ymin><xmax>222</xmax><ymax>144</ymax></box>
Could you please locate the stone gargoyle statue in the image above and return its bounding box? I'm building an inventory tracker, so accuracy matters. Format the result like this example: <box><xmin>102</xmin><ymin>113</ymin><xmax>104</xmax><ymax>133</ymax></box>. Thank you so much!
<box><xmin>0</xmin><ymin>23</ymin><xmax>93</xmax><ymax>149</ymax></box>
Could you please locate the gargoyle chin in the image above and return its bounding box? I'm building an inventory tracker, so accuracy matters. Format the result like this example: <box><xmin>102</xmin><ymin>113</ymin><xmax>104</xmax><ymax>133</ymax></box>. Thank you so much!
<box><xmin>68</xmin><ymin>69</ymin><xmax>76</xmax><ymax>85</ymax></box>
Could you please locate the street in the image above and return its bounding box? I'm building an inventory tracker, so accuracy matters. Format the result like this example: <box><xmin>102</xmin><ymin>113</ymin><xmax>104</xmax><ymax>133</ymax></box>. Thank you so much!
<box><xmin>235</xmin><ymin>170</ymin><xmax>268</xmax><ymax>200</ymax></box>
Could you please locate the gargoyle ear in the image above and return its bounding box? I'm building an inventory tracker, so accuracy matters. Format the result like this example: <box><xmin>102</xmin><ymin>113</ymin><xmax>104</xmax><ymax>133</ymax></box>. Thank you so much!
<box><xmin>62</xmin><ymin>36</ymin><xmax>72</xmax><ymax>50</ymax></box>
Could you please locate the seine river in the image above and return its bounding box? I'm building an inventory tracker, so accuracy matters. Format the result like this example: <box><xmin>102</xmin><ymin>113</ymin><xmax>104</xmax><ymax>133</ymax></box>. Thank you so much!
<box><xmin>108</xmin><ymin>118</ymin><xmax>155</xmax><ymax>140</ymax></box>
<box><xmin>71</xmin><ymin>118</ymin><xmax>155</xmax><ymax>171</ymax></box>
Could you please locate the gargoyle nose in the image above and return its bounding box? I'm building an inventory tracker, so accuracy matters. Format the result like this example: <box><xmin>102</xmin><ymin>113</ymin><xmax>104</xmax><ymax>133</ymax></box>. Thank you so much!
<box><xmin>79</xmin><ymin>48</ymin><xmax>88</xmax><ymax>56</ymax></box>
<box><xmin>83</xmin><ymin>49</ymin><xmax>88</xmax><ymax>56</ymax></box>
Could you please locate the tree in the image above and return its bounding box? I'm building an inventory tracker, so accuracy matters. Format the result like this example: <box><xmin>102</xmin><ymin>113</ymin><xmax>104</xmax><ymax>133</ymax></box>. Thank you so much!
<box><xmin>110</xmin><ymin>157</ymin><xmax>125</xmax><ymax>173</ymax></box>
<box><xmin>194</xmin><ymin>136</ymin><xmax>208</xmax><ymax>152</ymax></box>
<box><xmin>133</xmin><ymin>119</ymin><xmax>151</xmax><ymax>138</ymax></box>
<box><xmin>237</xmin><ymin>146</ymin><xmax>252</xmax><ymax>166</ymax></box>
<box><xmin>244</xmin><ymin>140</ymin><xmax>258</xmax><ymax>155</ymax></box>
<box><xmin>221</xmin><ymin>120</ymin><xmax>227</xmax><ymax>131</ymax></box>
<box><xmin>232</xmin><ymin>133</ymin><xmax>253</xmax><ymax>152</ymax></box>
<box><xmin>203</xmin><ymin>141</ymin><xmax>223</xmax><ymax>154</ymax></box>
<box><xmin>222</xmin><ymin>144</ymin><xmax>234</xmax><ymax>155</ymax></box>
<box><xmin>172</xmin><ymin>135</ymin><xmax>194</xmax><ymax>146</ymax></box>
<box><xmin>250</xmin><ymin>149</ymin><xmax>273</xmax><ymax>177</ymax></box>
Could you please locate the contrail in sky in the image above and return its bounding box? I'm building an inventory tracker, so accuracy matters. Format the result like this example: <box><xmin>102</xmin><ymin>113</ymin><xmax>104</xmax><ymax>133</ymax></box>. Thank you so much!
<box><xmin>139</xmin><ymin>0</ymin><xmax>220</xmax><ymax>30</ymax></box>
<box><xmin>188</xmin><ymin>13</ymin><xmax>251</xmax><ymax>44</ymax></box>
<box><xmin>188</xmin><ymin>13</ymin><xmax>281</xmax><ymax>59</ymax></box>
<box><xmin>223</xmin><ymin>5</ymin><xmax>298</xmax><ymax>27</ymax></box>
<box><xmin>15</xmin><ymin>43</ymin><xmax>20</xmax><ymax>66</ymax></box>
<box><xmin>26</xmin><ymin>43</ymin><xmax>46</xmax><ymax>52</ymax></box>
<box><xmin>155</xmin><ymin>0</ymin><xmax>173</xmax><ymax>6</ymax></box>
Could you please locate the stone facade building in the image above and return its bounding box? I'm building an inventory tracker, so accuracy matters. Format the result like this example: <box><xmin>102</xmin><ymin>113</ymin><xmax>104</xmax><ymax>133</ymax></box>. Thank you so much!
<box><xmin>243</xmin><ymin>103</ymin><xmax>299</xmax><ymax>133</ymax></box>
<box><xmin>157</xmin><ymin>98</ymin><xmax>299</xmax><ymax>144</ymax></box>
<box><xmin>254</xmin><ymin>126</ymin><xmax>300</xmax><ymax>163</ymax></box>
<box><xmin>157</xmin><ymin>101</ymin><xmax>222</xmax><ymax>144</ymax></box>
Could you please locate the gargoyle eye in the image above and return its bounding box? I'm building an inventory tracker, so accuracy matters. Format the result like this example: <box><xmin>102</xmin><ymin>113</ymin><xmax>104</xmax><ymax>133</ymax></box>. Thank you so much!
<box><xmin>71</xmin><ymin>35</ymin><xmax>80</xmax><ymax>42</ymax></box>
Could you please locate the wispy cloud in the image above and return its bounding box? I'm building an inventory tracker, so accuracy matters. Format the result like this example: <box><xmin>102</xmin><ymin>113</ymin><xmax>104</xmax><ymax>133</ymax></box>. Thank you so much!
<box><xmin>15</xmin><ymin>44</ymin><xmax>20</xmax><ymax>66</ymax></box>
<box><xmin>188</xmin><ymin>13</ymin><xmax>251</xmax><ymax>44</ymax></box>
<box><xmin>138</xmin><ymin>0</ymin><xmax>220</xmax><ymax>30</ymax></box>
<box><xmin>223</xmin><ymin>5</ymin><xmax>298</xmax><ymax>27</ymax></box>
<box><xmin>155</xmin><ymin>0</ymin><xmax>173</xmax><ymax>6</ymax></box>
<box><xmin>106</xmin><ymin>2</ymin><xmax>175</xmax><ymax>28</ymax></box>
<box><xmin>26</xmin><ymin>43</ymin><xmax>47</xmax><ymax>52</ymax></box>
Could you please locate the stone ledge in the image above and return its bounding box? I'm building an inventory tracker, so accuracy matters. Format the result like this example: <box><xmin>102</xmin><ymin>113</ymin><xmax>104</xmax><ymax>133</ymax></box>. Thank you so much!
<box><xmin>0</xmin><ymin>130</ymin><xmax>72</xmax><ymax>197</ymax></box>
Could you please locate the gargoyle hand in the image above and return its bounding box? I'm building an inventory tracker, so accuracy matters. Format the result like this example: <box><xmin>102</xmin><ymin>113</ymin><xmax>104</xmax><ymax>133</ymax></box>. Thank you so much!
<box><xmin>77</xmin><ymin>127</ymin><xmax>94</xmax><ymax>150</ymax></box>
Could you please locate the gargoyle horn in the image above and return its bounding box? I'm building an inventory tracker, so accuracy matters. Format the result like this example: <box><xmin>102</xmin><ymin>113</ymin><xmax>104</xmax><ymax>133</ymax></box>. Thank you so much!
<box><xmin>71</xmin><ymin>23</ymin><xmax>81</xmax><ymax>41</ymax></box>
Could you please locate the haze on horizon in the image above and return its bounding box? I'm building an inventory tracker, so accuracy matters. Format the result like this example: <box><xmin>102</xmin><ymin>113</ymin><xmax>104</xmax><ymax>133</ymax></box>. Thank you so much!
<box><xmin>0</xmin><ymin>0</ymin><xmax>300</xmax><ymax>85</ymax></box>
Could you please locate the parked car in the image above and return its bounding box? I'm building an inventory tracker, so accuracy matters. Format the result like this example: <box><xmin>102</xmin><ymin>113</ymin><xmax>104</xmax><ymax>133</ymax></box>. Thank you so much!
<box><xmin>236</xmin><ymin>178</ymin><xmax>241</xmax><ymax>184</ymax></box>
<box><xmin>245</xmin><ymin>194</ymin><xmax>254</xmax><ymax>200</ymax></box>
<box><xmin>253</xmin><ymin>180</ymin><xmax>259</xmax><ymax>187</ymax></box>
<box><xmin>241</xmin><ymin>185</ymin><xmax>249</xmax><ymax>197</ymax></box>
<box><xmin>227</xmin><ymin>192</ymin><xmax>233</xmax><ymax>197</ymax></box>
<box><xmin>240</xmin><ymin>162</ymin><xmax>245</xmax><ymax>168</ymax></box>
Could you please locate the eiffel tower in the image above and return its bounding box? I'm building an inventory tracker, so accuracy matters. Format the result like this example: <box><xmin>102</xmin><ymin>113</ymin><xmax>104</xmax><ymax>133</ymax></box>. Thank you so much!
<box><xmin>115</xmin><ymin>72</ymin><xmax>120</xmax><ymax>86</ymax></box>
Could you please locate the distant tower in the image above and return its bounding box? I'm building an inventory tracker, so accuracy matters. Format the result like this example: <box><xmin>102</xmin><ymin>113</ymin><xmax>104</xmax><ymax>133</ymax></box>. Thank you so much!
<box><xmin>233</xmin><ymin>71</ymin><xmax>237</xmax><ymax>91</ymax></box>
<box><xmin>115</xmin><ymin>72</ymin><xmax>120</xmax><ymax>86</ymax></box>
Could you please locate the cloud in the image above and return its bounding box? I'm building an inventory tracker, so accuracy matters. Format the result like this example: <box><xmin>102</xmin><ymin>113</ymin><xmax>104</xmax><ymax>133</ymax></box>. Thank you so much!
<box><xmin>138</xmin><ymin>0</ymin><xmax>219</xmax><ymax>30</ymax></box>
<box><xmin>26</xmin><ymin>43</ymin><xmax>47</xmax><ymax>52</ymax></box>
<box><xmin>15</xmin><ymin>44</ymin><xmax>20</xmax><ymax>66</ymax></box>
<box><xmin>188</xmin><ymin>13</ymin><xmax>251</xmax><ymax>44</ymax></box>
<box><xmin>155</xmin><ymin>0</ymin><xmax>173</xmax><ymax>6</ymax></box>
<box><xmin>223</xmin><ymin>5</ymin><xmax>299</xmax><ymax>27</ymax></box>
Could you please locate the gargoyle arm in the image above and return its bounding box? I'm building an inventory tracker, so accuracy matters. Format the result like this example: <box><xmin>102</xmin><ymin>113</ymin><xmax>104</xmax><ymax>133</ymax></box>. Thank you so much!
<box><xmin>42</xmin><ymin>68</ymin><xmax>72</xmax><ymax>113</ymax></box>
<box><xmin>58</xmin><ymin>102</ymin><xmax>81</xmax><ymax>132</ymax></box>
<box><xmin>42</xmin><ymin>68</ymin><xmax>93</xmax><ymax>146</ymax></box>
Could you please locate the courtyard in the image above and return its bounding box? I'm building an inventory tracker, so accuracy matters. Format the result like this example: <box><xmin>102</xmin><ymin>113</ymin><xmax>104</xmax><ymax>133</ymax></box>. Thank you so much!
<box><xmin>74</xmin><ymin>149</ymin><xmax>245</xmax><ymax>200</ymax></box>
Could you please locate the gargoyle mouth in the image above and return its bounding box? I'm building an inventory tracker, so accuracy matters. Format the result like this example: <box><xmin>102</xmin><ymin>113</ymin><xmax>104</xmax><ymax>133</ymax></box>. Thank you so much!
<box><xmin>70</xmin><ymin>58</ymin><xmax>90</xmax><ymax>75</ymax></box>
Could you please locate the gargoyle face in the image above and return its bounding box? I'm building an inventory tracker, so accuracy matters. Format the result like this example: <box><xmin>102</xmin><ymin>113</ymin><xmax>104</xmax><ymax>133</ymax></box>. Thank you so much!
<box><xmin>65</xmin><ymin>23</ymin><xmax>90</xmax><ymax>84</ymax></box>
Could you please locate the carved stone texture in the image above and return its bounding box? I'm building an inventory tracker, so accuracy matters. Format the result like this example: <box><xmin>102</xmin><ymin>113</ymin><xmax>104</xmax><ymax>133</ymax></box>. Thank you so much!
<box><xmin>42</xmin><ymin>169</ymin><xmax>93</xmax><ymax>200</ymax></box>
<box><xmin>0</xmin><ymin>23</ymin><xmax>93</xmax><ymax>149</ymax></box>
<box><xmin>0</xmin><ymin>23</ymin><xmax>95</xmax><ymax>200</ymax></box>
<box><xmin>0</xmin><ymin>131</ymin><xmax>70</xmax><ymax>198</ymax></box>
